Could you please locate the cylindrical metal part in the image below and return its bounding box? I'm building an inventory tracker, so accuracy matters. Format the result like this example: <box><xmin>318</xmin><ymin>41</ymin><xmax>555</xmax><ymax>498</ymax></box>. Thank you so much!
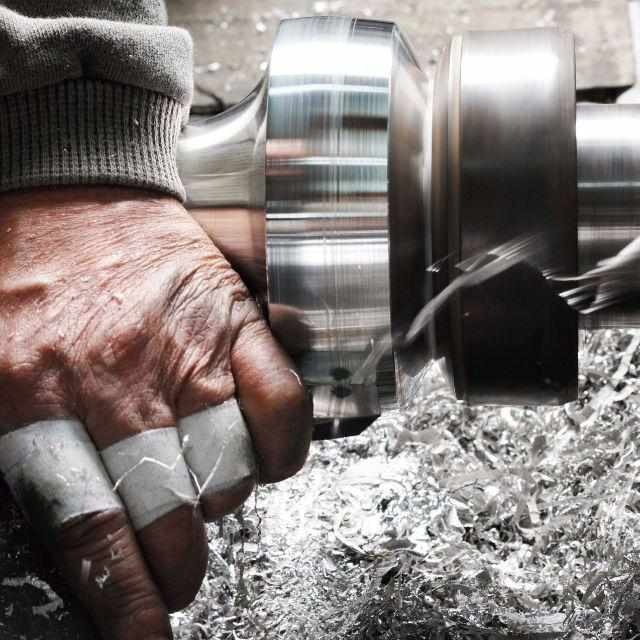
<box><xmin>176</xmin><ymin>17</ymin><xmax>640</xmax><ymax>434</ymax></box>
<box><xmin>265</xmin><ymin>16</ymin><xmax>395</xmax><ymax>411</ymax></box>
<box><xmin>431</xmin><ymin>28</ymin><xmax>579</xmax><ymax>405</ymax></box>
<box><xmin>577</xmin><ymin>103</ymin><xmax>640</xmax><ymax>328</ymax></box>
<box><xmin>179</xmin><ymin>81</ymin><xmax>266</xmax><ymax>210</ymax></box>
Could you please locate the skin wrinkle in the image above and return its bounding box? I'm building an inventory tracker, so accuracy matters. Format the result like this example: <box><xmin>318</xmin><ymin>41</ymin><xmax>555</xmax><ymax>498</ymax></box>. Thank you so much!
<box><xmin>0</xmin><ymin>190</ymin><xmax>243</xmax><ymax>435</ymax></box>
<box><xmin>59</xmin><ymin>513</ymin><xmax>145</xmax><ymax>593</ymax></box>
<box><xmin>163</xmin><ymin>264</ymin><xmax>249</xmax><ymax>415</ymax></box>
<box><xmin>0</xmin><ymin>345</ymin><xmax>68</xmax><ymax>430</ymax></box>
<box><xmin>58</xmin><ymin>511</ymin><xmax>173</xmax><ymax>633</ymax></box>
<box><xmin>73</xmin><ymin>281</ymin><xmax>198</xmax><ymax>428</ymax></box>
<box><xmin>0</xmin><ymin>186</ymin><xmax>312</xmax><ymax>638</ymax></box>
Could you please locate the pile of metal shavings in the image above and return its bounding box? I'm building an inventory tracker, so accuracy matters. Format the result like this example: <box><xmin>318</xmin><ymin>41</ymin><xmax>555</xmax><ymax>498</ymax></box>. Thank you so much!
<box><xmin>172</xmin><ymin>328</ymin><xmax>640</xmax><ymax>640</ymax></box>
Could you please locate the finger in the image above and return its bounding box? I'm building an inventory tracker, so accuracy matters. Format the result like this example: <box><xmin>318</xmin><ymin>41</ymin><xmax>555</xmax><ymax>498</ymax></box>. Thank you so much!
<box><xmin>231</xmin><ymin>318</ymin><xmax>313</xmax><ymax>484</ymax></box>
<box><xmin>97</xmin><ymin>425</ymin><xmax>208</xmax><ymax>612</ymax></box>
<box><xmin>179</xmin><ymin>399</ymin><xmax>256</xmax><ymax>522</ymax></box>
<box><xmin>268</xmin><ymin>304</ymin><xmax>312</xmax><ymax>355</ymax></box>
<box><xmin>0</xmin><ymin>419</ymin><xmax>173</xmax><ymax>640</ymax></box>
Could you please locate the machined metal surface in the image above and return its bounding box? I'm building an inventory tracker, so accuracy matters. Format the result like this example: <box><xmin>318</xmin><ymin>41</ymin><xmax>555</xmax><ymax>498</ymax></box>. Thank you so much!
<box><xmin>178</xmin><ymin>76</ymin><xmax>268</xmax><ymax>305</ymax></box>
<box><xmin>576</xmin><ymin>103</ymin><xmax>640</xmax><ymax>328</ymax></box>
<box><xmin>265</xmin><ymin>17</ymin><xmax>409</xmax><ymax>427</ymax></box>
<box><xmin>177</xmin><ymin>16</ymin><xmax>640</xmax><ymax>435</ymax></box>
<box><xmin>431</xmin><ymin>29</ymin><xmax>579</xmax><ymax>405</ymax></box>
<box><xmin>179</xmin><ymin>80</ymin><xmax>267</xmax><ymax>210</ymax></box>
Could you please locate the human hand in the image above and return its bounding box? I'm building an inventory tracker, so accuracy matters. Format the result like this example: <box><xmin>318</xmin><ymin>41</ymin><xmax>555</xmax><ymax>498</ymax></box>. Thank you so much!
<box><xmin>0</xmin><ymin>187</ymin><xmax>312</xmax><ymax>639</ymax></box>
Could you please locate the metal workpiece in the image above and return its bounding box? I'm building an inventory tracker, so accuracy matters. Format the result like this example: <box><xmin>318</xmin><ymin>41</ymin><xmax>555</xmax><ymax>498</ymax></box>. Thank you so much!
<box><xmin>265</xmin><ymin>17</ymin><xmax>397</xmax><ymax>429</ymax></box>
<box><xmin>576</xmin><ymin>104</ymin><xmax>640</xmax><ymax>328</ymax></box>
<box><xmin>180</xmin><ymin>16</ymin><xmax>431</xmax><ymax>434</ymax></box>
<box><xmin>179</xmin><ymin>80</ymin><xmax>267</xmax><ymax>210</ymax></box>
<box><xmin>266</xmin><ymin>16</ymin><xmax>432</xmax><ymax>427</ymax></box>
<box><xmin>177</xmin><ymin>16</ymin><xmax>640</xmax><ymax>436</ymax></box>
<box><xmin>431</xmin><ymin>29</ymin><xmax>579</xmax><ymax>405</ymax></box>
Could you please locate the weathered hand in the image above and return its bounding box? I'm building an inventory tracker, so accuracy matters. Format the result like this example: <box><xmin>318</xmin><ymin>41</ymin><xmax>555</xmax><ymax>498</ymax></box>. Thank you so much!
<box><xmin>0</xmin><ymin>187</ymin><xmax>312</xmax><ymax>640</ymax></box>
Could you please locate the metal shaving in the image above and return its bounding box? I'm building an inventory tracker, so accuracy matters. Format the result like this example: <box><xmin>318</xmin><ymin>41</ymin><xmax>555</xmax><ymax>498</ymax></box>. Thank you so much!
<box><xmin>555</xmin><ymin>237</ymin><xmax>640</xmax><ymax>316</ymax></box>
<box><xmin>2</xmin><ymin>574</ymin><xmax>64</xmax><ymax>619</ymax></box>
<box><xmin>170</xmin><ymin>328</ymin><xmax>640</xmax><ymax>639</ymax></box>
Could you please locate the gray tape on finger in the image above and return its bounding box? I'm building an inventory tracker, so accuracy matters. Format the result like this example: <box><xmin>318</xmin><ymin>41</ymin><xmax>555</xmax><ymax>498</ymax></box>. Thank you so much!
<box><xmin>179</xmin><ymin>399</ymin><xmax>256</xmax><ymax>498</ymax></box>
<box><xmin>0</xmin><ymin>419</ymin><xmax>122</xmax><ymax>529</ymax></box>
<box><xmin>100</xmin><ymin>427</ymin><xmax>196</xmax><ymax>531</ymax></box>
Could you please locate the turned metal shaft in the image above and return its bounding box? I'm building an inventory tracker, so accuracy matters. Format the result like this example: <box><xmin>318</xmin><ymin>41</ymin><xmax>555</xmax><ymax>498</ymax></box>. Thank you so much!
<box><xmin>176</xmin><ymin>17</ymin><xmax>640</xmax><ymax>430</ymax></box>
<box><xmin>577</xmin><ymin>103</ymin><xmax>640</xmax><ymax>329</ymax></box>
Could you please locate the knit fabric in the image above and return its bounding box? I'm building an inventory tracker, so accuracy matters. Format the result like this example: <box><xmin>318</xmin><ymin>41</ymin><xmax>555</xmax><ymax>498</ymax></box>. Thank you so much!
<box><xmin>0</xmin><ymin>2</ymin><xmax>193</xmax><ymax>200</ymax></box>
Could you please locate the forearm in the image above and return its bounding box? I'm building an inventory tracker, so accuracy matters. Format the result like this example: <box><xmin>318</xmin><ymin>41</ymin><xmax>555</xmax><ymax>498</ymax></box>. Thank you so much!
<box><xmin>0</xmin><ymin>1</ymin><xmax>193</xmax><ymax>199</ymax></box>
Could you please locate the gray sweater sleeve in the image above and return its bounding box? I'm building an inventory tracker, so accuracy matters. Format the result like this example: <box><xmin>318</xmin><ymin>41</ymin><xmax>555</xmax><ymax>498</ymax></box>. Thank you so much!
<box><xmin>0</xmin><ymin>1</ymin><xmax>193</xmax><ymax>200</ymax></box>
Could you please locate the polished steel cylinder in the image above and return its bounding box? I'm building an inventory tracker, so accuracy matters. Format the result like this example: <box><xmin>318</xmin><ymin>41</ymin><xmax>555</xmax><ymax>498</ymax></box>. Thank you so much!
<box><xmin>179</xmin><ymin>81</ymin><xmax>266</xmax><ymax>211</ymax></box>
<box><xmin>431</xmin><ymin>28</ymin><xmax>578</xmax><ymax>405</ymax></box>
<box><xmin>577</xmin><ymin>103</ymin><xmax>640</xmax><ymax>328</ymax></box>
<box><xmin>177</xmin><ymin>16</ymin><xmax>640</xmax><ymax>435</ymax></box>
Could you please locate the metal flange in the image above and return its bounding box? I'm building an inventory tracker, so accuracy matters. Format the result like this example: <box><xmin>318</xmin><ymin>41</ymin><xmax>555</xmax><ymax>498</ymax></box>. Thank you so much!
<box><xmin>265</xmin><ymin>17</ymin><xmax>429</xmax><ymax>432</ymax></box>
<box><xmin>431</xmin><ymin>29</ymin><xmax>579</xmax><ymax>404</ymax></box>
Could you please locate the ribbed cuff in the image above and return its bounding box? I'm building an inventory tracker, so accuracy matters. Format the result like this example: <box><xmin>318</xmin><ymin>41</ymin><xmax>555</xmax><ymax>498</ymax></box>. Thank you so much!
<box><xmin>0</xmin><ymin>79</ymin><xmax>186</xmax><ymax>200</ymax></box>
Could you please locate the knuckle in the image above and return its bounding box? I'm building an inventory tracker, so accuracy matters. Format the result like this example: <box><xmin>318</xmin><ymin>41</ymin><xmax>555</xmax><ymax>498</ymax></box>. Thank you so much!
<box><xmin>176</xmin><ymin>370</ymin><xmax>235</xmax><ymax>417</ymax></box>
<box><xmin>165</xmin><ymin>263</ymin><xmax>253</xmax><ymax>351</ymax></box>
<box><xmin>275</xmin><ymin>373</ymin><xmax>308</xmax><ymax>415</ymax></box>
<box><xmin>256</xmin><ymin>369</ymin><xmax>311</xmax><ymax>430</ymax></box>
<box><xmin>83</xmin><ymin>321</ymin><xmax>152</xmax><ymax>374</ymax></box>
<box><xmin>0</xmin><ymin>340</ymin><xmax>67</xmax><ymax>426</ymax></box>
<box><xmin>57</xmin><ymin>508</ymin><xmax>130</xmax><ymax>558</ymax></box>
<box><xmin>0</xmin><ymin>341</ymin><xmax>41</xmax><ymax>383</ymax></box>
<box><xmin>213</xmin><ymin>264</ymin><xmax>249</xmax><ymax>296</ymax></box>
<box><xmin>170</xmin><ymin>260</ymin><xmax>249</xmax><ymax>313</ymax></box>
<box><xmin>248</xmin><ymin>370</ymin><xmax>312</xmax><ymax>485</ymax></box>
<box><xmin>238</xmin><ymin>313</ymin><xmax>269</xmax><ymax>342</ymax></box>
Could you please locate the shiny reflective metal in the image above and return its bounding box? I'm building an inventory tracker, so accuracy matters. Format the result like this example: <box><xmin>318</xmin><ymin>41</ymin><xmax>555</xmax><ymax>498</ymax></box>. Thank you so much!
<box><xmin>432</xmin><ymin>29</ymin><xmax>578</xmax><ymax>404</ymax></box>
<box><xmin>265</xmin><ymin>17</ymin><xmax>395</xmax><ymax>430</ymax></box>
<box><xmin>177</xmin><ymin>16</ymin><xmax>640</xmax><ymax>437</ymax></box>
<box><xmin>179</xmin><ymin>16</ymin><xmax>430</xmax><ymax>435</ymax></box>
<box><xmin>179</xmin><ymin>80</ymin><xmax>267</xmax><ymax>211</ymax></box>
<box><xmin>266</xmin><ymin>17</ymin><xmax>430</xmax><ymax>431</ymax></box>
<box><xmin>577</xmin><ymin>104</ymin><xmax>640</xmax><ymax>328</ymax></box>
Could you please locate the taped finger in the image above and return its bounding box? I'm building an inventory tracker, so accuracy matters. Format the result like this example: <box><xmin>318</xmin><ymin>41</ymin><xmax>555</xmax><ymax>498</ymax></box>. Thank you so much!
<box><xmin>100</xmin><ymin>427</ymin><xmax>196</xmax><ymax>532</ymax></box>
<box><xmin>0</xmin><ymin>419</ymin><xmax>122</xmax><ymax>529</ymax></box>
<box><xmin>179</xmin><ymin>398</ymin><xmax>256</xmax><ymax>520</ymax></box>
<box><xmin>99</xmin><ymin>425</ymin><xmax>208</xmax><ymax>609</ymax></box>
<box><xmin>0</xmin><ymin>419</ymin><xmax>173</xmax><ymax>639</ymax></box>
